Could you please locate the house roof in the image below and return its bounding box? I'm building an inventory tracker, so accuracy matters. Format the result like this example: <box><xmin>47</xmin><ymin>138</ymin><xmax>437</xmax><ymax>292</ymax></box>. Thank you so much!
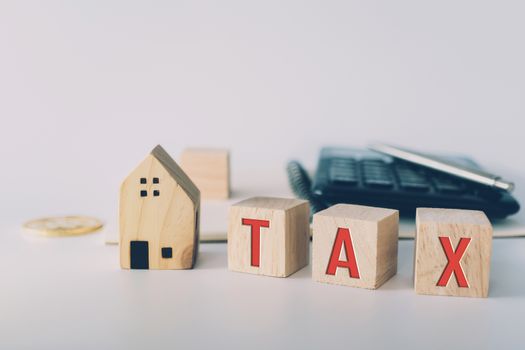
<box><xmin>150</xmin><ymin>145</ymin><xmax>200</xmax><ymax>208</ymax></box>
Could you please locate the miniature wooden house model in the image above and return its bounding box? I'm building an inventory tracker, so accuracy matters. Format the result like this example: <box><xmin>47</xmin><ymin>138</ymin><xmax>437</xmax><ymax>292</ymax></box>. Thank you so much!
<box><xmin>119</xmin><ymin>145</ymin><xmax>200</xmax><ymax>270</ymax></box>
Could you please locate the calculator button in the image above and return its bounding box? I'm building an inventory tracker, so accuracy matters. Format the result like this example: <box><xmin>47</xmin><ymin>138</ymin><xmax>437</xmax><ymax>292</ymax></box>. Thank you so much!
<box><xmin>399</xmin><ymin>182</ymin><xmax>430</xmax><ymax>192</ymax></box>
<box><xmin>433</xmin><ymin>178</ymin><xmax>465</xmax><ymax>194</ymax></box>
<box><xmin>331</xmin><ymin>158</ymin><xmax>356</xmax><ymax>166</ymax></box>
<box><xmin>364</xmin><ymin>178</ymin><xmax>393</xmax><ymax>189</ymax></box>
<box><xmin>329</xmin><ymin>167</ymin><xmax>358</xmax><ymax>186</ymax></box>
<box><xmin>361</xmin><ymin>159</ymin><xmax>385</xmax><ymax>166</ymax></box>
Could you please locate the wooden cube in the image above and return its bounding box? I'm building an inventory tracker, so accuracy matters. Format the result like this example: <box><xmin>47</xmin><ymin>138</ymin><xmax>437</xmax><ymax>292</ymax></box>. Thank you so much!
<box><xmin>228</xmin><ymin>197</ymin><xmax>310</xmax><ymax>277</ymax></box>
<box><xmin>312</xmin><ymin>204</ymin><xmax>399</xmax><ymax>289</ymax></box>
<box><xmin>414</xmin><ymin>208</ymin><xmax>493</xmax><ymax>298</ymax></box>
<box><xmin>180</xmin><ymin>148</ymin><xmax>230</xmax><ymax>199</ymax></box>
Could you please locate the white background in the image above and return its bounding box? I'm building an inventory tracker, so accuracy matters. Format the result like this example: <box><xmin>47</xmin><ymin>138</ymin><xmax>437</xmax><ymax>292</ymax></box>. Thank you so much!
<box><xmin>1</xmin><ymin>1</ymin><xmax>524</xmax><ymax>223</ymax></box>
<box><xmin>1</xmin><ymin>1</ymin><xmax>524</xmax><ymax>349</ymax></box>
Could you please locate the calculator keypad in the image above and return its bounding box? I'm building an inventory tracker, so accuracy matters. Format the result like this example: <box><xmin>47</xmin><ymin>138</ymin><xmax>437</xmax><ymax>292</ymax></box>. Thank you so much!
<box><xmin>327</xmin><ymin>157</ymin><xmax>462</xmax><ymax>194</ymax></box>
<box><xmin>328</xmin><ymin>158</ymin><xmax>358</xmax><ymax>186</ymax></box>
<box><xmin>361</xmin><ymin>159</ymin><xmax>394</xmax><ymax>189</ymax></box>
<box><xmin>394</xmin><ymin>164</ymin><xmax>430</xmax><ymax>192</ymax></box>
<box><xmin>312</xmin><ymin>147</ymin><xmax>521</xmax><ymax>219</ymax></box>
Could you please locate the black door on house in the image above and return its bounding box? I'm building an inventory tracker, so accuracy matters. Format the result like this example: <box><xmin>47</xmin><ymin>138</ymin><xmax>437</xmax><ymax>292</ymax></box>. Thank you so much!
<box><xmin>130</xmin><ymin>241</ymin><xmax>149</xmax><ymax>269</ymax></box>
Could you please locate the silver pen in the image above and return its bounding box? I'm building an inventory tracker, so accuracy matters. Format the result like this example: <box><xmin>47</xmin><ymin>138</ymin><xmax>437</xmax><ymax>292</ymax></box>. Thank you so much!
<box><xmin>369</xmin><ymin>143</ymin><xmax>515</xmax><ymax>192</ymax></box>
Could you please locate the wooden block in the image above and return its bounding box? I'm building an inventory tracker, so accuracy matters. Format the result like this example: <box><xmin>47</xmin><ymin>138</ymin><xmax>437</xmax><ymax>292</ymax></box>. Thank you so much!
<box><xmin>312</xmin><ymin>204</ymin><xmax>399</xmax><ymax>289</ymax></box>
<box><xmin>119</xmin><ymin>145</ymin><xmax>200</xmax><ymax>270</ymax></box>
<box><xmin>227</xmin><ymin>197</ymin><xmax>310</xmax><ymax>277</ymax></box>
<box><xmin>180</xmin><ymin>148</ymin><xmax>230</xmax><ymax>200</ymax></box>
<box><xmin>414</xmin><ymin>208</ymin><xmax>492</xmax><ymax>298</ymax></box>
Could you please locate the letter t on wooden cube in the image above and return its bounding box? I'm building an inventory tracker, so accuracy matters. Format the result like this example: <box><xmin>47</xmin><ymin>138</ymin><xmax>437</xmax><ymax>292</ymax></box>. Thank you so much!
<box><xmin>414</xmin><ymin>208</ymin><xmax>493</xmax><ymax>298</ymax></box>
<box><xmin>228</xmin><ymin>197</ymin><xmax>310</xmax><ymax>277</ymax></box>
<box><xmin>312</xmin><ymin>204</ymin><xmax>399</xmax><ymax>289</ymax></box>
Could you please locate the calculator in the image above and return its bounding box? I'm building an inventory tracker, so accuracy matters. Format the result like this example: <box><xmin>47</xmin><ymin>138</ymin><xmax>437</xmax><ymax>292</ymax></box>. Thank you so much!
<box><xmin>288</xmin><ymin>147</ymin><xmax>520</xmax><ymax>219</ymax></box>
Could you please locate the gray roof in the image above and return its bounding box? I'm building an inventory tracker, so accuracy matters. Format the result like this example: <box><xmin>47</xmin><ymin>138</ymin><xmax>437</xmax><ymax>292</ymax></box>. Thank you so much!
<box><xmin>150</xmin><ymin>145</ymin><xmax>200</xmax><ymax>208</ymax></box>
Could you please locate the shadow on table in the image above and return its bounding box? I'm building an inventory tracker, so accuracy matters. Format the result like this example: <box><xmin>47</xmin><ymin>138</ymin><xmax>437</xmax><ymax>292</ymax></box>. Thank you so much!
<box><xmin>288</xmin><ymin>263</ymin><xmax>312</xmax><ymax>279</ymax></box>
<box><xmin>487</xmin><ymin>247</ymin><xmax>525</xmax><ymax>298</ymax></box>
<box><xmin>379</xmin><ymin>272</ymin><xmax>413</xmax><ymax>291</ymax></box>
<box><xmin>196</xmin><ymin>249</ymin><xmax>228</xmax><ymax>270</ymax></box>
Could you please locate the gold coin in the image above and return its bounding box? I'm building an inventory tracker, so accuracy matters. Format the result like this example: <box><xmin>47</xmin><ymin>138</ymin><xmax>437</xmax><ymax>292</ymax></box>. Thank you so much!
<box><xmin>22</xmin><ymin>216</ymin><xmax>104</xmax><ymax>237</ymax></box>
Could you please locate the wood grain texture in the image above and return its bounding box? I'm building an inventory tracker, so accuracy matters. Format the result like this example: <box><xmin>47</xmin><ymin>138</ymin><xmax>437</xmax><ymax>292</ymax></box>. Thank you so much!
<box><xmin>227</xmin><ymin>197</ymin><xmax>309</xmax><ymax>277</ymax></box>
<box><xmin>312</xmin><ymin>204</ymin><xmax>399</xmax><ymax>289</ymax></box>
<box><xmin>181</xmin><ymin>148</ymin><xmax>230</xmax><ymax>199</ymax></box>
<box><xmin>414</xmin><ymin>208</ymin><xmax>493</xmax><ymax>298</ymax></box>
<box><xmin>120</xmin><ymin>146</ymin><xmax>200</xmax><ymax>270</ymax></box>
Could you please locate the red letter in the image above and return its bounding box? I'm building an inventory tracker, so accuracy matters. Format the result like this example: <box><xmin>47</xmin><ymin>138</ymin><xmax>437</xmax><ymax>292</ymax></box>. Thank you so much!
<box><xmin>437</xmin><ymin>236</ymin><xmax>471</xmax><ymax>288</ymax></box>
<box><xmin>326</xmin><ymin>228</ymin><xmax>360</xmax><ymax>278</ymax></box>
<box><xmin>242</xmin><ymin>218</ymin><xmax>270</xmax><ymax>267</ymax></box>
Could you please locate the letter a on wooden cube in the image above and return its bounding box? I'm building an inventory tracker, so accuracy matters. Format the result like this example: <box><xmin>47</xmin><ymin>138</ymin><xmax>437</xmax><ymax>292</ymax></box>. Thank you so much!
<box><xmin>228</xmin><ymin>197</ymin><xmax>310</xmax><ymax>277</ymax></box>
<box><xmin>120</xmin><ymin>145</ymin><xmax>200</xmax><ymax>270</ymax></box>
<box><xmin>414</xmin><ymin>208</ymin><xmax>493</xmax><ymax>298</ymax></box>
<box><xmin>312</xmin><ymin>204</ymin><xmax>399</xmax><ymax>289</ymax></box>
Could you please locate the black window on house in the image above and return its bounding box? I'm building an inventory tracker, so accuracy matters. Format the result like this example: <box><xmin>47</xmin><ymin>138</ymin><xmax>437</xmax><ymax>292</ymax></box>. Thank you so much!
<box><xmin>161</xmin><ymin>247</ymin><xmax>172</xmax><ymax>258</ymax></box>
<box><xmin>139</xmin><ymin>177</ymin><xmax>160</xmax><ymax>197</ymax></box>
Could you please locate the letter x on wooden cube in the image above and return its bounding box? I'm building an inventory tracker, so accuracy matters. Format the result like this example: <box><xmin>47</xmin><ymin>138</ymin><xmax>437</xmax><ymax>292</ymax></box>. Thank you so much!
<box><xmin>414</xmin><ymin>208</ymin><xmax>493</xmax><ymax>298</ymax></box>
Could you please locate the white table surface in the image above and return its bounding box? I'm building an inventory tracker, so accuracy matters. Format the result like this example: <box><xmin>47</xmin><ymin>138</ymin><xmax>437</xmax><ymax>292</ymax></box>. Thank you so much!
<box><xmin>2</xmin><ymin>222</ymin><xmax>525</xmax><ymax>350</ymax></box>
<box><xmin>4</xmin><ymin>167</ymin><xmax>525</xmax><ymax>350</ymax></box>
